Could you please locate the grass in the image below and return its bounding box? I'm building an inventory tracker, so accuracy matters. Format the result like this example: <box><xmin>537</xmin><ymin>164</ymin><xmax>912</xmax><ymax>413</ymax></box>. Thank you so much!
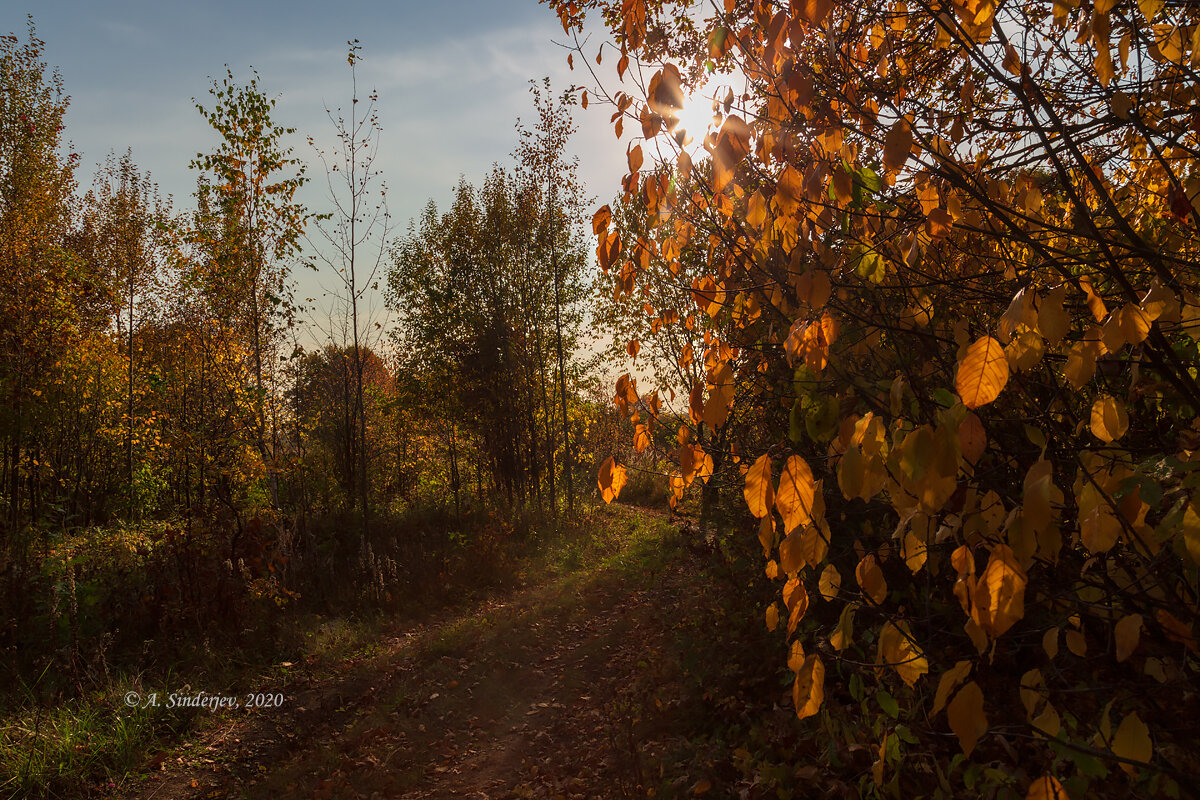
<box><xmin>0</xmin><ymin>679</ymin><xmax>173</xmax><ymax>798</ymax></box>
<box><xmin>0</xmin><ymin>501</ymin><xmax>677</xmax><ymax>799</ymax></box>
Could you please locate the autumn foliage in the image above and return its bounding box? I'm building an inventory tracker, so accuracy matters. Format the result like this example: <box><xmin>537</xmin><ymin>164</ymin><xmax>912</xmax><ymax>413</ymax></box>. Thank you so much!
<box><xmin>559</xmin><ymin>0</ymin><xmax>1200</xmax><ymax>794</ymax></box>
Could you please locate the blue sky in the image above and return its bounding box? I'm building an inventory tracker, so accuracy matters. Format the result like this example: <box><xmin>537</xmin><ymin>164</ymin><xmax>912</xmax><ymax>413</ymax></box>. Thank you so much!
<box><xmin>17</xmin><ymin>1</ymin><xmax>633</xmax><ymax>334</ymax></box>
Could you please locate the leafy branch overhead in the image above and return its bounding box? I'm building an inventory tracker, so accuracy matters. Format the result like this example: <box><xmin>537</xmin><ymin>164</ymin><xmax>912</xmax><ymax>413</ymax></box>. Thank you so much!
<box><xmin>569</xmin><ymin>0</ymin><xmax>1200</xmax><ymax>794</ymax></box>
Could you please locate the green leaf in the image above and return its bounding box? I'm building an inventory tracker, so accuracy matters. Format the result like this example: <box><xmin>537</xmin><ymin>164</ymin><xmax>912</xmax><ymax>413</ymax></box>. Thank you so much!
<box><xmin>877</xmin><ymin>688</ymin><xmax>899</xmax><ymax>718</ymax></box>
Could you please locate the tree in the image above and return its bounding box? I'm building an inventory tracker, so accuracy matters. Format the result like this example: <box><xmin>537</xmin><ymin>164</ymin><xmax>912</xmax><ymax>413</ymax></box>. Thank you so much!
<box><xmin>387</xmin><ymin>145</ymin><xmax>591</xmax><ymax>515</ymax></box>
<box><xmin>81</xmin><ymin>151</ymin><xmax>170</xmax><ymax>516</ymax></box>
<box><xmin>555</xmin><ymin>0</ymin><xmax>1200</xmax><ymax>793</ymax></box>
<box><xmin>191</xmin><ymin>67</ymin><xmax>309</xmax><ymax>508</ymax></box>
<box><xmin>0</xmin><ymin>19</ymin><xmax>82</xmax><ymax>529</ymax></box>
<box><xmin>307</xmin><ymin>41</ymin><xmax>393</xmax><ymax>538</ymax></box>
<box><xmin>514</xmin><ymin>79</ymin><xmax>592</xmax><ymax>516</ymax></box>
<box><xmin>288</xmin><ymin>344</ymin><xmax>394</xmax><ymax>513</ymax></box>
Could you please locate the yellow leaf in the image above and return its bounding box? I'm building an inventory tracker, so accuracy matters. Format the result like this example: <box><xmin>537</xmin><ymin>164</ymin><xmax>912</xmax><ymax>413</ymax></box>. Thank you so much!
<box><xmin>856</xmin><ymin>553</ymin><xmax>887</xmax><ymax>605</ymax></box>
<box><xmin>1026</xmin><ymin>775</ymin><xmax>1071</xmax><ymax>800</ymax></box>
<box><xmin>830</xmin><ymin>603</ymin><xmax>855</xmax><ymax>651</ymax></box>
<box><xmin>1006</xmin><ymin>330</ymin><xmax>1044</xmax><ymax>371</ymax></box>
<box><xmin>818</xmin><ymin>564</ymin><xmax>841</xmax><ymax>601</ymax></box>
<box><xmin>1065</xmin><ymin>628</ymin><xmax>1087</xmax><ymax>657</ymax></box>
<box><xmin>1114</xmin><ymin>614</ymin><xmax>1142</xmax><ymax>663</ymax></box>
<box><xmin>766</xmin><ymin>601</ymin><xmax>780</xmax><ymax>632</ymax></box>
<box><xmin>744</xmin><ymin>453</ymin><xmax>774</xmax><ymax>518</ymax></box>
<box><xmin>947</xmin><ymin>681</ymin><xmax>987</xmax><ymax>756</ymax></box>
<box><xmin>956</xmin><ymin>336</ymin><xmax>1009</xmax><ymax>409</ymax></box>
<box><xmin>933</xmin><ymin>661</ymin><xmax>973</xmax><ymax>715</ymax></box>
<box><xmin>974</xmin><ymin>544</ymin><xmax>1027</xmax><ymax>638</ymax></box>
<box><xmin>1111</xmin><ymin>712</ymin><xmax>1152</xmax><ymax>775</ymax></box>
<box><xmin>878</xmin><ymin>620</ymin><xmax>928</xmax><ymax>687</ymax></box>
<box><xmin>776</xmin><ymin>454</ymin><xmax>815</xmax><ymax>534</ymax></box>
<box><xmin>1020</xmin><ymin>668</ymin><xmax>1047</xmax><ymax>718</ymax></box>
<box><xmin>793</xmin><ymin>654</ymin><xmax>825</xmax><ymax>719</ymax></box>
<box><xmin>788</xmin><ymin>639</ymin><xmax>806</xmax><ymax>672</ymax></box>
<box><xmin>597</xmin><ymin>457</ymin><xmax>628</xmax><ymax>504</ymax></box>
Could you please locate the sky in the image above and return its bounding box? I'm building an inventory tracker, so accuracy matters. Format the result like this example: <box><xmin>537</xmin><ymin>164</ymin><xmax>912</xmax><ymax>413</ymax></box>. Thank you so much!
<box><xmin>16</xmin><ymin>0</ymin><xmax>642</xmax><ymax>344</ymax></box>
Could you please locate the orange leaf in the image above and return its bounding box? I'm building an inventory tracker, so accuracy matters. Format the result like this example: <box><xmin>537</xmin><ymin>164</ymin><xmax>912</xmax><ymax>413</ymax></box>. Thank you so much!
<box><xmin>627</xmin><ymin>143</ymin><xmax>643</xmax><ymax>173</ymax></box>
<box><xmin>793</xmin><ymin>655</ymin><xmax>824</xmax><ymax>719</ymax></box>
<box><xmin>765</xmin><ymin>601</ymin><xmax>780</xmax><ymax>632</ymax></box>
<box><xmin>597</xmin><ymin>457</ymin><xmax>628</xmax><ymax>504</ymax></box>
<box><xmin>775</xmin><ymin>455</ymin><xmax>815</xmax><ymax>534</ymax></box>
<box><xmin>956</xmin><ymin>336</ymin><xmax>1009</xmax><ymax>408</ymax></box>
<box><xmin>784</xmin><ymin>578</ymin><xmax>809</xmax><ymax>635</ymax></box>
<box><xmin>744</xmin><ymin>453</ymin><xmax>774</xmax><ymax>518</ymax></box>
<box><xmin>592</xmin><ymin>205</ymin><xmax>612</xmax><ymax>235</ymax></box>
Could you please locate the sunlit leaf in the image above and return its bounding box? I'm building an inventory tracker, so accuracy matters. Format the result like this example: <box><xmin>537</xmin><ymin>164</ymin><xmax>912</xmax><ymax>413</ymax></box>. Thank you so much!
<box><xmin>973</xmin><ymin>544</ymin><xmax>1027</xmax><ymax>638</ymax></box>
<box><xmin>793</xmin><ymin>654</ymin><xmax>825</xmax><ymax>719</ymax></box>
<box><xmin>956</xmin><ymin>336</ymin><xmax>1009</xmax><ymax>408</ymax></box>
<box><xmin>878</xmin><ymin>620</ymin><xmax>928</xmax><ymax>686</ymax></box>
<box><xmin>775</xmin><ymin>454</ymin><xmax>815</xmax><ymax>534</ymax></box>
<box><xmin>597</xmin><ymin>457</ymin><xmax>628</xmax><ymax>504</ymax></box>
<box><xmin>744</xmin><ymin>453</ymin><xmax>774</xmax><ymax>518</ymax></box>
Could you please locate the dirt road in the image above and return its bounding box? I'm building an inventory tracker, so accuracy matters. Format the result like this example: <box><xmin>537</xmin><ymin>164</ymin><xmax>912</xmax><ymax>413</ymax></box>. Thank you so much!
<box><xmin>123</xmin><ymin>510</ymin><xmax>704</xmax><ymax>800</ymax></box>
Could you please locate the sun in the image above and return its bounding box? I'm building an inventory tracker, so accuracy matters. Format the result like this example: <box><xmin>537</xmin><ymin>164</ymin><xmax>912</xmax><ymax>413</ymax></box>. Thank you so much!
<box><xmin>657</xmin><ymin>74</ymin><xmax>730</xmax><ymax>156</ymax></box>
